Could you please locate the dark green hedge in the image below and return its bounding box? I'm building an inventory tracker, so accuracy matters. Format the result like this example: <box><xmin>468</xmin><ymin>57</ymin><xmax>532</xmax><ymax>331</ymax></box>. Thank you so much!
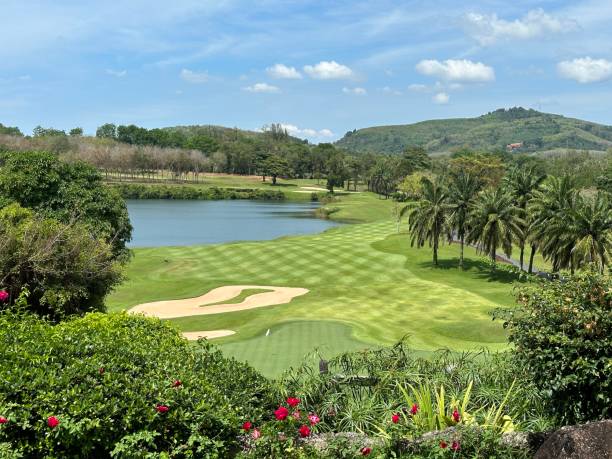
<box><xmin>0</xmin><ymin>312</ymin><xmax>276</xmax><ymax>457</ymax></box>
<box><xmin>111</xmin><ymin>183</ymin><xmax>285</xmax><ymax>201</ymax></box>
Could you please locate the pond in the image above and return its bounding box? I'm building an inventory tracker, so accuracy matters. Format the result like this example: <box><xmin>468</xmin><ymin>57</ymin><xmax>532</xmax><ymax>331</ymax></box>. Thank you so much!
<box><xmin>126</xmin><ymin>200</ymin><xmax>340</xmax><ymax>247</ymax></box>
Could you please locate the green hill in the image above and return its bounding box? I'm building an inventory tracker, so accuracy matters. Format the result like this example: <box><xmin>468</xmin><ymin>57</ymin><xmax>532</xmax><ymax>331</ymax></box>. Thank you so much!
<box><xmin>335</xmin><ymin>107</ymin><xmax>612</xmax><ymax>154</ymax></box>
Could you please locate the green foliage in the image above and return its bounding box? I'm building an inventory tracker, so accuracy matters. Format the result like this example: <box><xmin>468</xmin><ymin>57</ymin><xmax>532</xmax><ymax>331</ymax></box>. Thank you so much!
<box><xmin>0</xmin><ymin>312</ymin><xmax>276</xmax><ymax>457</ymax></box>
<box><xmin>112</xmin><ymin>183</ymin><xmax>285</xmax><ymax>201</ymax></box>
<box><xmin>495</xmin><ymin>270</ymin><xmax>612</xmax><ymax>423</ymax></box>
<box><xmin>336</xmin><ymin>107</ymin><xmax>612</xmax><ymax>154</ymax></box>
<box><xmin>264</xmin><ymin>155</ymin><xmax>292</xmax><ymax>185</ymax></box>
<box><xmin>69</xmin><ymin>127</ymin><xmax>83</xmax><ymax>136</ymax></box>
<box><xmin>0</xmin><ymin>204</ymin><xmax>122</xmax><ymax>319</ymax></box>
<box><xmin>0</xmin><ymin>123</ymin><xmax>22</xmax><ymax>137</ymax></box>
<box><xmin>0</xmin><ymin>151</ymin><xmax>132</xmax><ymax>255</ymax></box>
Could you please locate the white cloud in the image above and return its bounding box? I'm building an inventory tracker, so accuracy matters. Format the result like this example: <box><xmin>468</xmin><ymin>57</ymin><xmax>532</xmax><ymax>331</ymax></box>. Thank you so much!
<box><xmin>303</xmin><ymin>60</ymin><xmax>353</xmax><ymax>80</ymax></box>
<box><xmin>243</xmin><ymin>82</ymin><xmax>280</xmax><ymax>93</ymax></box>
<box><xmin>106</xmin><ymin>69</ymin><xmax>127</xmax><ymax>77</ymax></box>
<box><xmin>408</xmin><ymin>83</ymin><xmax>428</xmax><ymax>92</ymax></box>
<box><xmin>557</xmin><ymin>57</ymin><xmax>612</xmax><ymax>83</ymax></box>
<box><xmin>342</xmin><ymin>86</ymin><xmax>367</xmax><ymax>95</ymax></box>
<box><xmin>416</xmin><ymin>59</ymin><xmax>495</xmax><ymax>83</ymax></box>
<box><xmin>464</xmin><ymin>9</ymin><xmax>578</xmax><ymax>45</ymax></box>
<box><xmin>279</xmin><ymin>124</ymin><xmax>334</xmax><ymax>139</ymax></box>
<box><xmin>433</xmin><ymin>92</ymin><xmax>449</xmax><ymax>104</ymax></box>
<box><xmin>266</xmin><ymin>63</ymin><xmax>302</xmax><ymax>79</ymax></box>
<box><xmin>180</xmin><ymin>68</ymin><xmax>208</xmax><ymax>83</ymax></box>
<box><xmin>381</xmin><ymin>86</ymin><xmax>402</xmax><ymax>95</ymax></box>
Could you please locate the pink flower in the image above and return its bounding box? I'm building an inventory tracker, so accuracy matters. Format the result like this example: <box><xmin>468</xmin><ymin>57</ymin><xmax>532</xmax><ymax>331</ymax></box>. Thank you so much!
<box><xmin>274</xmin><ymin>406</ymin><xmax>289</xmax><ymax>420</ymax></box>
<box><xmin>452</xmin><ymin>409</ymin><xmax>460</xmax><ymax>423</ymax></box>
<box><xmin>298</xmin><ymin>424</ymin><xmax>311</xmax><ymax>437</ymax></box>
<box><xmin>251</xmin><ymin>429</ymin><xmax>261</xmax><ymax>440</ymax></box>
<box><xmin>439</xmin><ymin>440</ymin><xmax>448</xmax><ymax>449</ymax></box>
<box><xmin>0</xmin><ymin>290</ymin><xmax>8</xmax><ymax>302</ymax></box>
<box><xmin>0</xmin><ymin>416</ymin><xmax>7</xmax><ymax>424</ymax></box>
<box><xmin>451</xmin><ymin>441</ymin><xmax>460</xmax><ymax>451</ymax></box>
<box><xmin>308</xmin><ymin>413</ymin><xmax>320</xmax><ymax>426</ymax></box>
<box><xmin>410</xmin><ymin>403</ymin><xmax>419</xmax><ymax>415</ymax></box>
<box><xmin>172</xmin><ymin>379</ymin><xmax>182</xmax><ymax>388</ymax></box>
<box><xmin>286</xmin><ymin>397</ymin><xmax>300</xmax><ymax>408</ymax></box>
<box><xmin>155</xmin><ymin>404</ymin><xmax>169</xmax><ymax>414</ymax></box>
<box><xmin>392</xmin><ymin>413</ymin><xmax>400</xmax><ymax>424</ymax></box>
<box><xmin>361</xmin><ymin>446</ymin><xmax>372</xmax><ymax>456</ymax></box>
<box><xmin>47</xmin><ymin>416</ymin><xmax>60</xmax><ymax>428</ymax></box>
<box><xmin>292</xmin><ymin>410</ymin><xmax>301</xmax><ymax>420</ymax></box>
<box><xmin>242</xmin><ymin>421</ymin><xmax>252</xmax><ymax>432</ymax></box>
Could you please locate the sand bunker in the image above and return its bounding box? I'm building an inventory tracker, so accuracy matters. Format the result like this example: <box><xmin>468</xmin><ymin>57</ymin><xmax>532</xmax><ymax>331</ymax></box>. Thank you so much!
<box><xmin>182</xmin><ymin>330</ymin><xmax>236</xmax><ymax>340</ymax></box>
<box><xmin>129</xmin><ymin>285</ymin><xmax>309</xmax><ymax>319</ymax></box>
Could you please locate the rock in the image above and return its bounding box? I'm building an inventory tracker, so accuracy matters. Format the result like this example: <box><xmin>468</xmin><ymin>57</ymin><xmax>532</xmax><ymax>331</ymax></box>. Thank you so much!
<box><xmin>534</xmin><ymin>420</ymin><xmax>612</xmax><ymax>459</ymax></box>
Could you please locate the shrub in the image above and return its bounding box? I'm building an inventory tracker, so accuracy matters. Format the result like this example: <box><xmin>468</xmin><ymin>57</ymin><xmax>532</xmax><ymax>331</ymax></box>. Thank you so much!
<box><xmin>0</xmin><ymin>204</ymin><xmax>122</xmax><ymax>319</ymax></box>
<box><xmin>495</xmin><ymin>269</ymin><xmax>611</xmax><ymax>423</ymax></box>
<box><xmin>111</xmin><ymin>183</ymin><xmax>285</xmax><ymax>201</ymax></box>
<box><xmin>0</xmin><ymin>312</ymin><xmax>276</xmax><ymax>457</ymax></box>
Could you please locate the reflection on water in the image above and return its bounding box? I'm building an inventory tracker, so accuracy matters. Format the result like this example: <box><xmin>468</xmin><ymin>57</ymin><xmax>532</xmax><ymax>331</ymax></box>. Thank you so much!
<box><xmin>127</xmin><ymin>199</ymin><xmax>340</xmax><ymax>247</ymax></box>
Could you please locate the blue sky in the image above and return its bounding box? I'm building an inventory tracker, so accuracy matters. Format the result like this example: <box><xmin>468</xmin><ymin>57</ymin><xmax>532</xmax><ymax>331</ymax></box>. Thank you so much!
<box><xmin>2</xmin><ymin>0</ymin><xmax>612</xmax><ymax>142</ymax></box>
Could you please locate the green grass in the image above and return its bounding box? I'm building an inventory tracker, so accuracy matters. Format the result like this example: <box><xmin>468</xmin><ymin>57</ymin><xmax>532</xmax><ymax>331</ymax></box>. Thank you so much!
<box><xmin>109</xmin><ymin>191</ymin><xmax>523</xmax><ymax>375</ymax></box>
<box><xmin>201</xmin><ymin>288</ymin><xmax>272</xmax><ymax>307</ymax></box>
<box><xmin>218</xmin><ymin>320</ymin><xmax>373</xmax><ymax>377</ymax></box>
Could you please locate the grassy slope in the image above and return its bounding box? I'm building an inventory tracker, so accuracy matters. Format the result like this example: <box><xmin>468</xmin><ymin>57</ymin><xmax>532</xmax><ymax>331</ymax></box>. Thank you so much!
<box><xmin>109</xmin><ymin>192</ymin><xmax>522</xmax><ymax>375</ymax></box>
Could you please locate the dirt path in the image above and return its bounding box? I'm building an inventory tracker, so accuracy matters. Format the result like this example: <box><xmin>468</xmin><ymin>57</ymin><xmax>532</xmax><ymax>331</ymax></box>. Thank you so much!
<box><xmin>129</xmin><ymin>285</ymin><xmax>309</xmax><ymax>319</ymax></box>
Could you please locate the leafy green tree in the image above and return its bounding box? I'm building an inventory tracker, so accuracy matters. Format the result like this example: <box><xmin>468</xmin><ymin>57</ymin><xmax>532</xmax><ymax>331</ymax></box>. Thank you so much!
<box><xmin>503</xmin><ymin>166</ymin><xmax>545</xmax><ymax>270</ymax></box>
<box><xmin>264</xmin><ymin>155</ymin><xmax>291</xmax><ymax>185</ymax></box>
<box><xmin>69</xmin><ymin>127</ymin><xmax>84</xmax><ymax>136</ymax></box>
<box><xmin>0</xmin><ymin>204</ymin><xmax>122</xmax><ymax>319</ymax></box>
<box><xmin>32</xmin><ymin>126</ymin><xmax>66</xmax><ymax>137</ymax></box>
<box><xmin>401</xmin><ymin>177</ymin><xmax>451</xmax><ymax>266</ymax></box>
<box><xmin>369</xmin><ymin>156</ymin><xmax>399</xmax><ymax>197</ymax></box>
<box><xmin>467</xmin><ymin>188</ymin><xmax>522</xmax><ymax>265</ymax></box>
<box><xmin>0</xmin><ymin>151</ymin><xmax>132</xmax><ymax>256</ymax></box>
<box><xmin>95</xmin><ymin>123</ymin><xmax>118</xmax><ymax>139</ymax></box>
<box><xmin>529</xmin><ymin>176</ymin><xmax>578</xmax><ymax>273</ymax></box>
<box><xmin>398</xmin><ymin>145</ymin><xmax>430</xmax><ymax>177</ymax></box>
<box><xmin>0</xmin><ymin>123</ymin><xmax>22</xmax><ymax>136</ymax></box>
<box><xmin>186</xmin><ymin>134</ymin><xmax>219</xmax><ymax>154</ymax></box>
<box><xmin>448</xmin><ymin>172</ymin><xmax>481</xmax><ymax>268</ymax></box>
<box><xmin>324</xmin><ymin>151</ymin><xmax>347</xmax><ymax>193</ymax></box>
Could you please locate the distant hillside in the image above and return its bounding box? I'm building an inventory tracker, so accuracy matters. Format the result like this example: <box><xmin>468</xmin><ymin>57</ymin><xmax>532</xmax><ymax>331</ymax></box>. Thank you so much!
<box><xmin>335</xmin><ymin>107</ymin><xmax>612</xmax><ymax>154</ymax></box>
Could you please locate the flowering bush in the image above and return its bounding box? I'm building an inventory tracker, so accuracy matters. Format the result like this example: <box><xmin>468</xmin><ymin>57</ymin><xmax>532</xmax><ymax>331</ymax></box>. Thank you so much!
<box><xmin>0</xmin><ymin>311</ymin><xmax>276</xmax><ymax>457</ymax></box>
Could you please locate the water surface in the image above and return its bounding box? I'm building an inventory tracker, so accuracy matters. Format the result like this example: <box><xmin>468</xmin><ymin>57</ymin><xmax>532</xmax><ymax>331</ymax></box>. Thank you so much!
<box><xmin>127</xmin><ymin>200</ymin><xmax>339</xmax><ymax>247</ymax></box>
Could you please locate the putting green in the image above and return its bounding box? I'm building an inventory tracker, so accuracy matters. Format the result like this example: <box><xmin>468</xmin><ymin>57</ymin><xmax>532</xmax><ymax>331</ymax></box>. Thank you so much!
<box><xmin>218</xmin><ymin>320</ymin><xmax>373</xmax><ymax>377</ymax></box>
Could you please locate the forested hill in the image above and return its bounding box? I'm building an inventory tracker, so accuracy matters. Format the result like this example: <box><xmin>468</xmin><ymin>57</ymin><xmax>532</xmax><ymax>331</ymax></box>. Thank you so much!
<box><xmin>335</xmin><ymin>107</ymin><xmax>612</xmax><ymax>154</ymax></box>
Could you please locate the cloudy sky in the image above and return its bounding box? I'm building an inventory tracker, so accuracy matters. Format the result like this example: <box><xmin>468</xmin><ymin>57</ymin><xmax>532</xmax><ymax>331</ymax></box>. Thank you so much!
<box><xmin>2</xmin><ymin>0</ymin><xmax>612</xmax><ymax>141</ymax></box>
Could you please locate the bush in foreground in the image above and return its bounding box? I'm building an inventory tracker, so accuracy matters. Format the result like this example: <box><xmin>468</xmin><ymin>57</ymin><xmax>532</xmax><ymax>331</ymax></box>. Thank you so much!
<box><xmin>495</xmin><ymin>269</ymin><xmax>611</xmax><ymax>423</ymax></box>
<box><xmin>0</xmin><ymin>312</ymin><xmax>276</xmax><ymax>457</ymax></box>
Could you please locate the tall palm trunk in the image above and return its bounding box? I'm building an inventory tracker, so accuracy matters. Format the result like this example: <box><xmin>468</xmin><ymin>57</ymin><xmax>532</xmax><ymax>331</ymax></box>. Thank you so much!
<box><xmin>433</xmin><ymin>237</ymin><xmax>439</xmax><ymax>266</ymax></box>
<box><xmin>459</xmin><ymin>234</ymin><xmax>465</xmax><ymax>269</ymax></box>
<box><xmin>519</xmin><ymin>243</ymin><xmax>525</xmax><ymax>271</ymax></box>
<box><xmin>528</xmin><ymin>244</ymin><xmax>536</xmax><ymax>274</ymax></box>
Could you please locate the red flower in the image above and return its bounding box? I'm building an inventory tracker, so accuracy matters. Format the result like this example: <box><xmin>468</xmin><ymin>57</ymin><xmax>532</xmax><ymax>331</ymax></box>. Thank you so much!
<box><xmin>47</xmin><ymin>416</ymin><xmax>60</xmax><ymax>428</ymax></box>
<box><xmin>155</xmin><ymin>404</ymin><xmax>169</xmax><ymax>414</ymax></box>
<box><xmin>410</xmin><ymin>403</ymin><xmax>419</xmax><ymax>415</ymax></box>
<box><xmin>361</xmin><ymin>447</ymin><xmax>372</xmax><ymax>456</ymax></box>
<box><xmin>286</xmin><ymin>397</ymin><xmax>300</xmax><ymax>408</ymax></box>
<box><xmin>274</xmin><ymin>406</ymin><xmax>289</xmax><ymax>420</ymax></box>
<box><xmin>242</xmin><ymin>421</ymin><xmax>252</xmax><ymax>432</ymax></box>
<box><xmin>0</xmin><ymin>290</ymin><xmax>8</xmax><ymax>302</ymax></box>
<box><xmin>251</xmin><ymin>428</ymin><xmax>261</xmax><ymax>440</ymax></box>
<box><xmin>452</xmin><ymin>409</ymin><xmax>460</xmax><ymax>423</ymax></box>
<box><xmin>439</xmin><ymin>440</ymin><xmax>448</xmax><ymax>449</ymax></box>
<box><xmin>0</xmin><ymin>416</ymin><xmax>7</xmax><ymax>424</ymax></box>
<box><xmin>308</xmin><ymin>413</ymin><xmax>320</xmax><ymax>425</ymax></box>
<box><xmin>451</xmin><ymin>441</ymin><xmax>460</xmax><ymax>451</ymax></box>
<box><xmin>392</xmin><ymin>413</ymin><xmax>400</xmax><ymax>424</ymax></box>
<box><xmin>298</xmin><ymin>424</ymin><xmax>311</xmax><ymax>437</ymax></box>
<box><xmin>172</xmin><ymin>379</ymin><xmax>182</xmax><ymax>387</ymax></box>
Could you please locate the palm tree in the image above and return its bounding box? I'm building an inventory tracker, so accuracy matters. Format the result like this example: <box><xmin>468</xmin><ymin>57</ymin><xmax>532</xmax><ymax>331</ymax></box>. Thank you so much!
<box><xmin>529</xmin><ymin>176</ymin><xmax>578</xmax><ymax>273</ymax></box>
<box><xmin>567</xmin><ymin>192</ymin><xmax>611</xmax><ymax>273</ymax></box>
<box><xmin>400</xmin><ymin>177</ymin><xmax>451</xmax><ymax>266</ymax></box>
<box><xmin>447</xmin><ymin>172</ymin><xmax>481</xmax><ymax>268</ymax></box>
<box><xmin>503</xmin><ymin>166</ymin><xmax>545</xmax><ymax>271</ymax></box>
<box><xmin>467</xmin><ymin>188</ymin><xmax>523</xmax><ymax>265</ymax></box>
